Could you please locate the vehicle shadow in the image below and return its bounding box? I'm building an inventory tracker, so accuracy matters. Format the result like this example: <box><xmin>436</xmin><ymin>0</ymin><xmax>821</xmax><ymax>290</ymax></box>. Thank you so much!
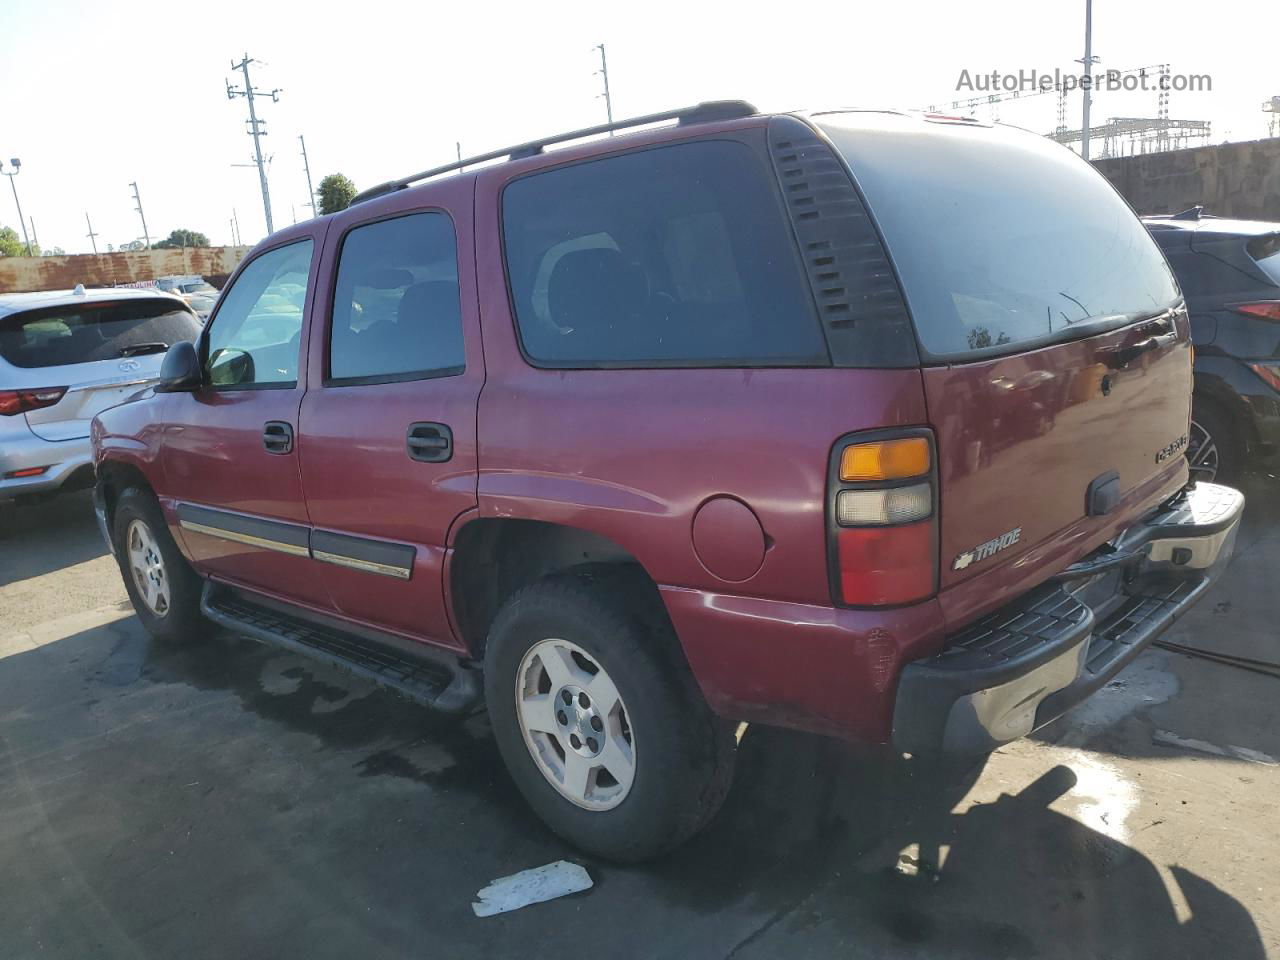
<box><xmin>0</xmin><ymin>490</ymin><xmax>108</xmax><ymax>585</ymax></box>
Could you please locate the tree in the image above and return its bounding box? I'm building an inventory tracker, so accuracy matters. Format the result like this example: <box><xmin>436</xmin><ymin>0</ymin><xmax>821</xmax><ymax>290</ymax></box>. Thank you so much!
<box><xmin>0</xmin><ymin>225</ymin><xmax>24</xmax><ymax>257</ymax></box>
<box><xmin>154</xmin><ymin>228</ymin><xmax>211</xmax><ymax>249</ymax></box>
<box><xmin>317</xmin><ymin>173</ymin><xmax>357</xmax><ymax>214</ymax></box>
<box><xmin>42</xmin><ymin>245</ymin><xmax>67</xmax><ymax>256</ymax></box>
<box><xmin>118</xmin><ymin>240</ymin><xmax>146</xmax><ymax>252</ymax></box>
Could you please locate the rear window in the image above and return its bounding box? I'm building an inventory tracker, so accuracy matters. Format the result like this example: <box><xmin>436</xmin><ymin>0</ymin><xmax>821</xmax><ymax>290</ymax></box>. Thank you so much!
<box><xmin>0</xmin><ymin>298</ymin><xmax>200</xmax><ymax>369</ymax></box>
<box><xmin>501</xmin><ymin>139</ymin><xmax>827</xmax><ymax>368</ymax></box>
<box><xmin>817</xmin><ymin>114</ymin><xmax>1181</xmax><ymax>359</ymax></box>
<box><xmin>1247</xmin><ymin>233</ymin><xmax>1280</xmax><ymax>286</ymax></box>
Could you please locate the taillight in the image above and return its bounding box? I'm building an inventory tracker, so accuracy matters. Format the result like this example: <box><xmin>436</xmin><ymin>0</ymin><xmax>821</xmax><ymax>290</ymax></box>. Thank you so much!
<box><xmin>1247</xmin><ymin>362</ymin><xmax>1280</xmax><ymax>392</ymax></box>
<box><xmin>0</xmin><ymin>387</ymin><xmax>67</xmax><ymax>416</ymax></box>
<box><xmin>1233</xmin><ymin>302</ymin><xmax>1280</xmax><ymax>322</ymax></box>
<box><xmin>828</xmin><ymin>432</ymin><xmax>938</xmax><ymax>606</ymax></box>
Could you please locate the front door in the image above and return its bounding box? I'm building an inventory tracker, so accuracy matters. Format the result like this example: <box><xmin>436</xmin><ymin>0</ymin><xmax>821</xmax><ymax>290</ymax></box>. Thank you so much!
<box><xmin>297</xmin><ymin>182</ymin><xmax>481</xmax><ymax>647</ymax></box>
<box><xmin>161</xmin><ymin>228</ymin><xmax>332</xmax><ymax>610</ymax></box>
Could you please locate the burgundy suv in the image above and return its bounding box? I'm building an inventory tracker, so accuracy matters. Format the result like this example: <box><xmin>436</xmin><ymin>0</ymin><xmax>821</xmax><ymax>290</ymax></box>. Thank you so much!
<box><xmin>92</xmin><ymin>102</ymin><xmax>1243</xmax><ymax>860</ymax></box>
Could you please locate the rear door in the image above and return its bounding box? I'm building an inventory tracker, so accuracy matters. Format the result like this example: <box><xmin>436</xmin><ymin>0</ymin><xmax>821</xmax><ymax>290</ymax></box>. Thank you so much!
<box><xmin>160</xmin><ymin>227</ymin><xmax>332</xmax><ymax>610</ymax></box>
<box><xmin>816</xmin><ymin>114</ymin><xmax>1191</xmax><ymax>605</ymax></box>
<box><xmin>0</xmin><ymin>297</ymin><xmax>200</xmax><ymax>440</ymax></box>
<box><xmin>296</xmin><ymin>179</ymin><xmax>481</xmax><ymax>648</ymax></box>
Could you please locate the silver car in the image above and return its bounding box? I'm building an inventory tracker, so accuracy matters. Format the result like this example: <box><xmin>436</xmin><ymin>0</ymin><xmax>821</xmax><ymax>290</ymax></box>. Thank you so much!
<box><xmin>0</xmin><ymin>286</ymin><xmax>201</xmax><ymax>508</ymax></box>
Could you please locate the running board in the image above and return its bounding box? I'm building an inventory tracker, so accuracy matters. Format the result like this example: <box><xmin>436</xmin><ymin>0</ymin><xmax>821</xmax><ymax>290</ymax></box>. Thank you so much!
<box><xmin>200</xmin><ymin>582</ymin><xmax>480</xmax><ymax>714</ymax></box>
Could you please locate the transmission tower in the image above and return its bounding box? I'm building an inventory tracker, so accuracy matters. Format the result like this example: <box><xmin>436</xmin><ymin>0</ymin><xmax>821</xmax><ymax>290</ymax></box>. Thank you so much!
<box><xmin>227</xmin><ymin>54</ymin><xmax>281</xmax><ymax>235</ymax></box>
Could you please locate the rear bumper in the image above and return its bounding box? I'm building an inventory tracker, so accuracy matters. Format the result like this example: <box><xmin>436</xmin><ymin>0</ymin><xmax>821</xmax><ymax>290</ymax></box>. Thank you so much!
<box><xmin>892</xmin><ymin>481</ymin><xmax>1244</xmax><ymax>755</ymax></box>
<box><xmin>0</xmin><ymin>429</ymin><xmax>93</xmax><ymax>500</ymax></box>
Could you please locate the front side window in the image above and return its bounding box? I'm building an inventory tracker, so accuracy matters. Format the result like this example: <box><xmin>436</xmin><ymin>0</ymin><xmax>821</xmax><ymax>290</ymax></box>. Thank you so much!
<box><xmin>328</xmin><ymin>213</ymin><xmax>465</xmax><ymax>383</ymax></box>
<box><xmin>204</xmin><ymin>239</ymin><xmax>313</xmax><ymax>387</ymax></box>
<box><xmin>502</xmin><ymin>140</ymin><xmax>827</xmax><ymax>368</ymax></box>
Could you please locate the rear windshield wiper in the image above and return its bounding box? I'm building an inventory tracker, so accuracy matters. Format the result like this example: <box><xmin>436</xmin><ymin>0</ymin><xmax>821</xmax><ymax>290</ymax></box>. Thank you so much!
<box><xmin>119</xmin><ymin>342</ymin><xmax>168</xmax><ymax>358</ymax></box>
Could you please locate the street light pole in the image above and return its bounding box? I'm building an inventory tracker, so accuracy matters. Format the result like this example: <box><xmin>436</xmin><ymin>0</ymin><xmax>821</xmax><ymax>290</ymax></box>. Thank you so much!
<box><xmin>1079</xmin><ymin>0</ymin><xmax>1098</xmax><ymax>161</ymax></box>
<box><xmin>1</xmin><ymin>159</ymin><xmax>33</xmax><ymax>256</ymax></box>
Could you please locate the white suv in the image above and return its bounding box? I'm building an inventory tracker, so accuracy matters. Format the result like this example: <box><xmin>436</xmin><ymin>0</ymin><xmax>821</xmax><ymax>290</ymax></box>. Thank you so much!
<box><xmin>0</xmin><ymin>286</ymin><xmax>200</xmax><ymax>514</ymax></box>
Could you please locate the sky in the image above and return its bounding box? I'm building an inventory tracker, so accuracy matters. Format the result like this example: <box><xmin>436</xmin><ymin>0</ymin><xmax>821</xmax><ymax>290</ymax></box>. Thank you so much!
<box><xmin>1</xmin><ymin>0</ymin><xmax>1275</xmax><ymax>254</ymax></box>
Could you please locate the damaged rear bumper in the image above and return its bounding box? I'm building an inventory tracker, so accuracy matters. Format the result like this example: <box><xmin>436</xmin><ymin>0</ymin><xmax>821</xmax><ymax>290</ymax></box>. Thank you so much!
<box><xmin>892</xmin><ymin>481</ymin><xmax>1244</xmax><ymax>755</ymax></box>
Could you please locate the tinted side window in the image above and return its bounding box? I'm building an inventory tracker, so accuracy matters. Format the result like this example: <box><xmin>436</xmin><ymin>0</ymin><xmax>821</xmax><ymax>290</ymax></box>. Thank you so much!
<box><xmin>329</xmin><ymin>213</ymin><xmax>464</xmax><ymax>383</ymax></box>
<box><xmin>502</xmin><ymin>140</ymin><xmax>827</xmax><ymax>368</ymax></box>
<box><xmin>205</xmin><ymin>239</ymin><xmax>313</xmax><ymax>388</ymax></box>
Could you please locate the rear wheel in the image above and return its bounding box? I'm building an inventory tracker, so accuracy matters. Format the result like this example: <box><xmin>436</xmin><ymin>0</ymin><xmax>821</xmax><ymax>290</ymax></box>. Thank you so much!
<box><xmin>112</xmin><ymin>487</ymin><xmax>209</xmax><ymax>644</ymax></box>
<box><xmin>1188</xmin><ymin>399</ymin><xmax>1244</xmax><ymax>486</ymax></box>
<box><xmin>483</xmin><ymin>569</ymin><xmax>735</xmax><ymax>861</ymax></box>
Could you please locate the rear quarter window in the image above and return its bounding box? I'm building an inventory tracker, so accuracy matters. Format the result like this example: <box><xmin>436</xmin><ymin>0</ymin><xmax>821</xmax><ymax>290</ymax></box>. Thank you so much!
<box><xmin>0</xmin><ymin>299</ymin><xmax>200</xmax><ymax>369</ymax></box>
<box><xmin>501</xmin><ymin>139</ymin><xmax>828</xmax><ymax>368</ymax></box>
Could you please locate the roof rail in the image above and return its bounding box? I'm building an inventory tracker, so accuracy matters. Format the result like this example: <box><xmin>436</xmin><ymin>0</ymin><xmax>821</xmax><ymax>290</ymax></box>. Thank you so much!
<box><xmin>350</xmin><ymin>100</ymin><xmax>758</xmax><ymax>206</ymax></box>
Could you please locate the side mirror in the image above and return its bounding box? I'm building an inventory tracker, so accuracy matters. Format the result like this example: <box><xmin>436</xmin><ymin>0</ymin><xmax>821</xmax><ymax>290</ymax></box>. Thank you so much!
<box><xmin>156</xmin><ymin>340</ymin><xmax>202</xmax><ymax>393</ymax></box>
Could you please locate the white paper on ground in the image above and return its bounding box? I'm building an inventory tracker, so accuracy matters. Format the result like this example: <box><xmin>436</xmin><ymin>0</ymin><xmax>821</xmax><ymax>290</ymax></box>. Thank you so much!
<box><xmin>471</xmin><ymin>860</ymin><xmax>593</xmax><ymax>917</ymax></box>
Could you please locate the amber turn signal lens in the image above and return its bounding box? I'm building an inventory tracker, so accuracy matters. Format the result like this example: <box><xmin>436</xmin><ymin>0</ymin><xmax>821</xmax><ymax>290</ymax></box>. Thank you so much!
<box><xmin>840</xmin><ymin>437</ymin><xmax>930</xmax><ymax>482</ymax></box>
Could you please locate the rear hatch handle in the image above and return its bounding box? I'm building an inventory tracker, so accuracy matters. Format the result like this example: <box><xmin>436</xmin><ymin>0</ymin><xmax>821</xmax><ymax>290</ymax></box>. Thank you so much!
<box><xmin>1104</xmin><ymin>327</ymin><xmax>1178</xmax><ymax>370</ymax></box>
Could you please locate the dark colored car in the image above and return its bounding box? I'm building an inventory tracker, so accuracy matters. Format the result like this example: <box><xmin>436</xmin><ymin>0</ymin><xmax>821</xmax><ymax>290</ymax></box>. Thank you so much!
<box><xmin>1145</xmin><ymin>210</ymin><xmax>1280</xmax><ymax>483</ymax></box>
<box><xmin>92</xmin><ymin>103</ymin><xmax>1242</xmax><ymax>860</ymax></box>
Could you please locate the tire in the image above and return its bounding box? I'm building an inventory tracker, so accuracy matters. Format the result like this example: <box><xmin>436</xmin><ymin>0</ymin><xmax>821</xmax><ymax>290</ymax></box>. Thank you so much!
<box><xmin>1188</xmin><ymin>399</ymin><xmax>1245</xmax><ymax>487</ymax></box>
<box><xmin>483</xmin><ymin>567</ymin><xmax>736</xmax><ymax>862</ymax></box>
<box><xmin>112</xmin><ymin>486</ymin><xmax>209</xmax><ymax>644</ymax></box>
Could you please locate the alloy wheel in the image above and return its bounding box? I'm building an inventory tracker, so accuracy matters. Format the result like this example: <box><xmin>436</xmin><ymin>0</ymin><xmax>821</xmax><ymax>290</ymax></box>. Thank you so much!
<box><xmin>126</xmin><ymin>518</ymin><xmax>170</xmax><ymax>617</ymax></box>
<box><xmin>1187</xmin><ymin>417</ymin><xmax>1220</xmax><ymax>483</ymax></box>
<box><xmin>515</xmin><ymin>638</ymin><xmax>636</xmax><ymax>811</ymax></box>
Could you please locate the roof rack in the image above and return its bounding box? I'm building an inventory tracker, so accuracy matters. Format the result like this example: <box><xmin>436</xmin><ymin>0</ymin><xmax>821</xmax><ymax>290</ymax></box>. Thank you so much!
<box><xmin>349</xmin><ymin>100</ymin><xmax>758</xmax><ymax>206</ymax></box>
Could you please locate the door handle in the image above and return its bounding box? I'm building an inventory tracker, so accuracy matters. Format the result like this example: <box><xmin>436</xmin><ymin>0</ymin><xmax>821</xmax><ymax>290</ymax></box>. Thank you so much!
<box><xmin>407</xmin><ymin>422</ymin><xmax>453</xmax><ymax>463</ymax></box>
<box><xmin>263</xmin><ymin>421</ymin><xmax>294</xmax><ymax>454</ymax></box>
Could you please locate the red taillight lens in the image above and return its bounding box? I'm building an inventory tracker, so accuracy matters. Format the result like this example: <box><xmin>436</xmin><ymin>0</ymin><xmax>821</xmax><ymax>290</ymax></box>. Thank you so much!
<box><xmin>829</xmin><ymin>431</ymin><xmax>938</xmax><ymax>607</ymax></box>
<box><xmin>0</xmin><ymin>387</ymin><xmax>68</xmax><ymax>416</ymax></box>
<box><xmin>1233</xmin><ymin>302</ymin><xmax>1280</xmax><ymax>321</ymax></box>
<box><xmin>837</xmin><ymin>521</ymin><xmax>935</xmax><ymax>606</ymax></box>
<box><xmin>1248</xmin><ymin>362</ymin><xmax>1280</xmax><ymax>392</ymax></box>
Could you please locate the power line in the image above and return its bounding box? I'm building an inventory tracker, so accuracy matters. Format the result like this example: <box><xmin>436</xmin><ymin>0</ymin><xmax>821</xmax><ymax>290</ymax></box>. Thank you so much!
<box><xmin>227</xmin><ymin>54</ymin><xmax>281</xmax><ymax>235</ymax></box>
<box><xmin>299</xmin><ymin>134</ymin><xmax>316</xmax><ymax>219</ymax></box>
<box><xmin>130</xmin><ymin>181</ymin><xmax>151</xmax><ymax>249</ymax></box>
<box><xmin>593</xmin><ymin>43</ymin><xmax>613</xmax><ymax>130</ymax></box>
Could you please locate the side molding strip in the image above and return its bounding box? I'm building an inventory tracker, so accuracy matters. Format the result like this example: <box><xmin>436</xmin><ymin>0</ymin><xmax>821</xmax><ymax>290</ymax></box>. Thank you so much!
<box><xmin>311</xmin><ymin>529</ymin><xmax>415</xmax><ymax>580</ymax></box>
<box><xmin>176</xmin><ymin>503</ymin><xmax>311</xmax><ymax>558</ymax></box>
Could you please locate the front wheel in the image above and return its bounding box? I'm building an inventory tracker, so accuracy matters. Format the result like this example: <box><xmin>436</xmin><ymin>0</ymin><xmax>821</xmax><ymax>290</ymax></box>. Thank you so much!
<box><xmin>112</xmin><ymin>487</ymin><xmax>209</xmax><ymax>644</ymax></box>
<box><xmin>483</xmin><ymin>569</ymin><xmax>736</xmax><ymax>861</ymax></box>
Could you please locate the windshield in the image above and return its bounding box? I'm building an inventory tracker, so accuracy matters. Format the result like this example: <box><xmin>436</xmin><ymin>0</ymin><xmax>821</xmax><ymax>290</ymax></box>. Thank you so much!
<box><xmin>817</xmin><ymin>113</ymin><xmax>1181</xmax><ymax>358</ymax></box>
<box><xmin>0</xmin><ymin>298</ymin><xmax>200</xmax><ymax>369</ymax></box>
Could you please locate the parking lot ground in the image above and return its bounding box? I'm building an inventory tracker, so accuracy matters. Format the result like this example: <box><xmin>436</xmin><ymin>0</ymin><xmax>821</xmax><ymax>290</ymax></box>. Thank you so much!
<box><xmin>1</xmin><ymin>482</ymin><xmax>1277</xmax><ymax>959</ymax></box>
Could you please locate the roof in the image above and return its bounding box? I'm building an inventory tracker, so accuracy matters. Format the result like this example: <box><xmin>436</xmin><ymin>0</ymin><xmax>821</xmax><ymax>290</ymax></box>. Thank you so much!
<box><xmin>0</xmin><ymin>286</ymin><xmax>187</xmax><ymax>320</ymax></box>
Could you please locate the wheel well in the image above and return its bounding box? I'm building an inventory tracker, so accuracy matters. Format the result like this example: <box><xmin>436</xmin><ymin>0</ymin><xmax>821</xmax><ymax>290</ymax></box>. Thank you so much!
<box><xmin>448</xmin><ymin>518</ymin><xmax>660</xmax><ymax>656</ymax></box>
<box><xmin>96</xmin><ymin>460</ymin><xmax>153</xmax><ymax>533</ymax></box>
<box><xmin>1193</xmin><ymin>381</ymin><xmax>1253</xmax><ymax>451</ymax></box>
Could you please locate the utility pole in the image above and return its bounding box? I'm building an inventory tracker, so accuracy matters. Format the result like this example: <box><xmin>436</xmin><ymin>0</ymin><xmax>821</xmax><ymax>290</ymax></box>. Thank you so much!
<box><xmin>232</xmin><ymin>208</ymin><xmax>242</xmax><ymax>247</ymax></box>
<box><xmin>456</xmin><ymin>141</ymin><xmax>464</xmax><ymax>170</ymax></box>
<box><xmin>227</xmin><ymin>54</ymin><xmax>280</xmax><ymax>235</ymax></box>
<box><xmin>129</xmin><ymin>181</ymin><xmax>151</xmax><ymax>249</ymax></box>
<box><xmin>0</xmin><ymin>159</ymin><xmax>32</xmax><ymax>255</ymax></box>
<box><xmin>1078</xmin><ymin>0</ymin><xmax>1098</xmax><ymax>160</ymax></box>
<box><xmin>86</xmin><ymin>213</ymin><xmax>99</xmax><ymax>255</ymax></box>
<box><xmin>593</xmin><ymin>43</ymin><xmax>614</xmax><ymax>130</ymax></box>
<box><xmin>299</xmin><ymin>135</ymin><xmax>316</xmax><ymax>218</ymax></box>
<box><xmin>28</xmin><ymin>217</ymin><xmax>39</xmax><ymax>252</ymax></box>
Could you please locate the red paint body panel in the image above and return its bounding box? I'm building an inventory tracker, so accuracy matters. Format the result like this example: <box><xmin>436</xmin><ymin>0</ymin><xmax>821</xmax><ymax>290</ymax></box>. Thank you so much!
<box><xmin>661</xmin><ymin>585</ymin><xmax>946</xmax><ymax>742</ymax></box>
<box><xmin>925</xmin><ymin>311</ymin><xmax>1193</xmax><ymax>595</ymax></box>
<box><xmin>295</xmin><ymin>177</ymin><xmax>481</xmax><ymax>648</ymax></box>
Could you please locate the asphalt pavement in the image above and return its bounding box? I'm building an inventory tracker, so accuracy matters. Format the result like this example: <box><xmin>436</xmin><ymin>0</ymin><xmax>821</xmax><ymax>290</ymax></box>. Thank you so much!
<box><xmin>1</xmin><ymin>481</ymin><xmax>1277</xmax><ymax>959</ymax></box>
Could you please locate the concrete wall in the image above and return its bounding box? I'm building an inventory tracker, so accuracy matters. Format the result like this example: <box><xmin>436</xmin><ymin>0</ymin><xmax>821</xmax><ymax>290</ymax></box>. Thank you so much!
<box><xmin>0</xmin><ymin>246</ymin><xmax>251</xmax><ymax>293</ymax></box>
<box><xmin>1093</xmin><ymin>137</ymin><xmax>1280</xmax><ymax>221</ymax></box>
